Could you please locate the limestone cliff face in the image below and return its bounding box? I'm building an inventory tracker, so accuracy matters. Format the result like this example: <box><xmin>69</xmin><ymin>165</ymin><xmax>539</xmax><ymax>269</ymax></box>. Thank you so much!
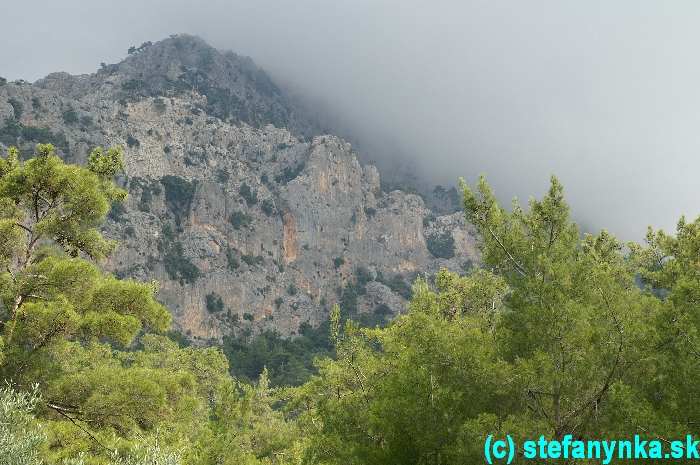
<box><xmin>0</xmin><ymin>35</ymin><xmax>478</xmax><ymax>340</ymax></box>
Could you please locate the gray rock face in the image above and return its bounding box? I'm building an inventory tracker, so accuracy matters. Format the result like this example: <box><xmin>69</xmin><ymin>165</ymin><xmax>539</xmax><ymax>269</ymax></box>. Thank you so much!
<box><xmin>0</xmin><ymin>35</ymin><xmax>479</xmax><ymax>341</ymax></box>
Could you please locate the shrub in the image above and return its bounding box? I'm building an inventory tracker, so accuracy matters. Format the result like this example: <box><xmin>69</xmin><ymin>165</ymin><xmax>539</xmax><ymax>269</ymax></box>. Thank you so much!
<box><xmin>385</xmin><ymin>274</ymin><xmax>412</xmax><ymax>299</ymax></box>
<box><xmin>0</xmin><ymin>386</ymin><xmax>45</xmax><ymax>465</ymax></box>
<box><xmin>80</xmin><ymin>115</ymin><xmax>93</xmax><ymax>127</ymax></box>
<box><xmin>8</xmin><ymin>98</ymin><xmax>23</xmax><ymax>119</ymax></box>
<box><xmin>243</xmin><ymin>312</ymin><xmax>254</xmax><ymax>321</ymax></box>
<box><xmin>426</xmin><ymin>231</ymin><xmax>456</xmax><ymax>259</ymax></box>
<box><xmin>364</xmin><ymin>207</ymin><xmax>377</xmax><ymax>218</ymax></box>
<box><xmin>355</xmin><ymin>266</ymin><xmax>373</xmax><ymax>286</ymax></box>
<box><xmin>261</xmin><ymin>198</ymin><xmax>275</xmax><ymax>216</ymax></box>
<box><xmin>241</xmin><ymin>254</ymin><xmax>263</xmax><ymax>266</ymax></box>
<box><xmin>0</xmin><ymin>120</ymin><xmax>69</xmax><ymax>154</ymax></box>
<box><xmin>206</xmin><ymin>293</ymin><xmax>225</xmax><ymax>313</ymax></box>
<box><xmin>163</xmin><ymin>241</ymin><xmax>201</xmax><ymax>285</ymax></box>
<box><xmin>62</xmin><ymin>108</ymin><xmax>79</xmax><ymax>125</ymax></box>
<box><xmin>287</xmin><ymin>283</ymin><xmax>298</xmax><ymax>296</ymax></box>
<box><xmin>274</xmin><ymin>297</ymin><xmax>283</xmax><ymax>309</ymax></box>
<box><xmin>239</xmin><ymin>182</ymin><xmax>257</xmax><ymax>205</ymax></box>
<box><xmin>161</xmin><ymin>175</ymin><xmax>197</xmax><ymax>226</ymax></box>
<box><xmin>108</xmin><ymin>202</ymin><xmax>127</xmax><ymax>222</ymax></box>
<box><xmin>333</xmin><ymin>257</ymin><xmax>345</xmax><ymax>269</ymax></box>
<box><xmin>226</xmin><ymin>247</ymin><xmax>239</xmax><ymax>271</ymax></box>
<box><xmin>126</xmin><ymin>135</ymin><xmax>140</xmax><ymax>148</ymax></box>
<box><xmin>216</xmin><ymin>169</ymin><xmax>229</xmax><ymax>184</ymax></box>
<box><xmin>230</xmin><ymin>210</ymin><xmax>252</xmax><ymax>230</ymax></box>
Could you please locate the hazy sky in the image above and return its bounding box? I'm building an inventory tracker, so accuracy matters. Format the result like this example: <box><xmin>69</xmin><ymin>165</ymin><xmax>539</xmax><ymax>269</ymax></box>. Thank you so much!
<box><xmin>3</xmin><ymin>0</ymin><xmax>699</xmax><ymax>239</ymax></box>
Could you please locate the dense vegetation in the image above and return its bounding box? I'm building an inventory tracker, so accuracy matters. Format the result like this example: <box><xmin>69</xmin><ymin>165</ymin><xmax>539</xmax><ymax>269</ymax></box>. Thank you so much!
<box><xmin>2</xmin><ymin>144</ymin><xmax>700</xmax><ymax>464</ymax></box>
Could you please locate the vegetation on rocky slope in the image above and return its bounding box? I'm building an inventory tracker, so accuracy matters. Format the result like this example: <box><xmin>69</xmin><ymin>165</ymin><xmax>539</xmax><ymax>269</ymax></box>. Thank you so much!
<box><xmin>2</xmin><ymin>144</ymin><xmax>700</xmax><ymax>463</ymax></box>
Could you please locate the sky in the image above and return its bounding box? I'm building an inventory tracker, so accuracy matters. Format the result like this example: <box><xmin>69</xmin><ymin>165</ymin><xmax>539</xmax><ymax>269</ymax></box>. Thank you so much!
<box><xmin>2</xmin><ymin>0</ymin><xmax>699</xmax><ymax>240</ymax></box>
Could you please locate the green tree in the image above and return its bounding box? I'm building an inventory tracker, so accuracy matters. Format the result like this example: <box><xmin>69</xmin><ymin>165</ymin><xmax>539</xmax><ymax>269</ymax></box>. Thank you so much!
<box><xmin>626</xmin><ymin>216</ymin><xmax>700</xmax><ymax>440</ymax></box>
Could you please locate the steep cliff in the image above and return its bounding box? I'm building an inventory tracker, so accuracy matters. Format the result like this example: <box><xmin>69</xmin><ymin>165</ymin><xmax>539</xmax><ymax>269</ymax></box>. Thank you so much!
<box><xmin>0</xmin><ymin>34</ymin><xmax>478</xmax><ymax>341</ymax></box>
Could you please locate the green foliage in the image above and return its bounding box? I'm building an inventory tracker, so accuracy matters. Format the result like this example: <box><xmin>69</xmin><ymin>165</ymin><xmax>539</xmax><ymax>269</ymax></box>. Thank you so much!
<box><xmin>229</xmin><ymin>210</ymin><xmax>252</xmax><ymax>230</ymax></box>
<box><xmin>62</xmin><ymin>108</ymin><xmax>79</xmax><ymax>125</ymax></box>
<box><xmin>0</xmin><ymin>119</ymin><xmax>69</xmax><ymax>154</ymax></box>
<box><xmin>162</xmin><ymin>241</ymin><xmax>201</xmax><ymax>285</ymax></box>
<box><xmin>132</xmin><ymin>177</ymin><xmax>162</xmax><ymax>213</ymax></box>
<box><xmin>215</xmin><ymin>168</ymin><xmax>229</xmax><ymax>184</ymax></box>
<box><xmin>160</xmin><ymin>175</ymin><xmax>196</xmax><ymax>227</ymax></box>
<box><xmin>241</xmin><ymin>254</ymin><xmax>263</xmax><ymax>267</ymax></box>
<box><xmin>425</xmin><ymin>230</ymin><xmax>455</xmax><ymax>258</ymax></box>
<box><xmin>126</xmin><ymin>135</ymin><xmax>140</xmax><ymax>148</ymax></box>
<box><xmin>261</xmin><ymin>198</ymin><xmax>275</xmax><ymax>216</ymax></box>
<box><xmin>286</xmin><ymin>284</ymin><xmax>298</xmax><ymax>296</ymax></box>
<box><xmin>8</xmin><ymin>98</ymin><xmax>23</xmax><ymax>119</ymax></box>
<box><xmin>8</xmin><ymin>144</ymin><xmax>700</xmax><ymax>464</ymax></box>
<box><xmin>376</xmin><ymin>272</ymin><xmax>412</xmax><ymax>299</ymax></box>
<box><xmin>223</xmin><ymin>322</ymin><xmax>332</xmax><ymax>387</ymax></box>
<box><xmin>206</xmin><ymin>292</ymin><xmax>225</xmax><ymax>313</ymax></box>
<box><xmin>108</xmin><ymin>202</ymin><xmax>127</xmax><ymax>222</ymax></box>
<box><xmin>332</xmin><ymin>257</ymin><xmax>344</xmax><ymax>269</ymax></box>
<box><xmin>239</xmin><ymin>182</ymin><xmax>257</xmax><ymax>205</ymax></box>
<box><xmin>225</xmin><ymin>247</ymin><xmax>239</xmax><ymax>271</ymax></box>
<box><xmin>0</xmin><ymin>386</ymin><xmax>44</xmax><ymax>465</ymax></box>
<box><xmin>0</xmin><ymin>145</ymin><xmax>304</xmax><ymax>464</ymax></box>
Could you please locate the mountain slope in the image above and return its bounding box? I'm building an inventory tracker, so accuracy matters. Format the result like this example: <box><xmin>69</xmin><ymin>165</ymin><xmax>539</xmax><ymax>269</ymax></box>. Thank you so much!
<box><xmin>0</xmin><ymin>34</ymin><xmax>478</xmax><ymax>341</ymax></box>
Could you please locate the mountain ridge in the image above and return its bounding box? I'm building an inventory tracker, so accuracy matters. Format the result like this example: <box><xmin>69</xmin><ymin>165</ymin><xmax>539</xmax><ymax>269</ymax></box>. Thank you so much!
<box><xmin>0</xmin><ymin>34</ymin><xmax>478</xmax><ymax>341</ymax></box>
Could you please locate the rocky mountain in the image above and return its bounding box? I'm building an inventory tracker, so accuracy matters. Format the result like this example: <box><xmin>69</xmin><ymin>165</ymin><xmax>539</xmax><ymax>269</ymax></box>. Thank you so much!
<box><xmin>0</xmin><ymin>34</ymin><xmax>478</xmax><ymax>341</ymax></box>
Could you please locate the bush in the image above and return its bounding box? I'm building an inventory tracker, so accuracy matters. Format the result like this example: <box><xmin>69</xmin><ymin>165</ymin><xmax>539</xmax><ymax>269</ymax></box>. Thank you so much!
<box><xmin>0</xmin><ymin>386</ymin><xmax>45</xmax><ymax>465</ymax></box>
<box><xmin>241</xmin><ymin>254</ymin><xmax>263</xmax><ymax>266</ymax></box>
<box><xmin>287</xmin><ymin>284</ymin><xmax>298</xmax><ymax>296</ymax></box>
<box><xmin>108</xmin><ymin>202</ymin><xmax>127</xmax><ymax>222</ymax></box>
<box><xmin>261</xmin><ymin>198</ymin><xmax>275</xmax><ymax>216</ymax></box>
<box><xmin>243</xmin><ymin>312</ymin><xmax>254</xmax><ymax>321</ymax></box>
<box><xmin>161</xmin><ymin>175</ymin><xmax>197</xmax><ymax>226</ymax></box>
<box><xmin>62</xmin><ymin>108</ymin><xmax>79</xmax><ymax>125</ymax></box>
<box><xmin>333</xmin><ymin>257</ymin><xmax>345</xmax><ymax>269</ymax></box>
<box><xmin>126</xmin><ymin>135</ymin><xmax>140</xmax><ymax>148</ymax></box>
<box><xmin>426</xmin><ymin>231</ymin><xmax>456</xmax><ymax>259</ymax></box>
<box><xmin>274</xmin><ymin>297</ymin><xmax>283</xmax><ymax>309</ymax></box>
<box><xmin>386</xmin><ymin>274</ymin><xmax>412</xmax><ymax>299</ymax></box>
<box><xmin>239</xmin><ymin>182</ymin><xmax>257</xmax><ymax>205</ymax></box>
<box><xmin>206</xmin><ymin>293</ymin><xmax>225</xmax><ymax>313</ymax></box>
<box><xmin>163</xmin><ymin>241</ymin><xmax>201</xmax><ymax>285</ymax></box>
<box><xmin>80</xmin><ymin>115</ymin><xmax>93</xmax><ymax>127</ymax></box>
<box><xmin>0</xmin><ymin>120</ymin><xmax>69</xmax><ymax>154</ymax></box>
<box><xmin>226</xmin><ymin>247</ymin><xmax>239</xmax><ymax>271</ymax></box>
<box><xmin>8</xmin><ymin>98</ymin><xmax>23</xmax><ymax>119</ymax></box>
<box><xmin>230</xmin><ymin>210</ymin><xmax>252</xmax><ymax>230</ymax></box>
<box><xmin>215</xmin><ymin>169</ymin><xmax>229</xmax><ymax>184</ymax></box>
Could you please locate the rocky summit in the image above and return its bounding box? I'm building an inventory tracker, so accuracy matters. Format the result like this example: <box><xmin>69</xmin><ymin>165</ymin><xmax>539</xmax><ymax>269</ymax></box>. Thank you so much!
<box><xmin>0</xmin><ymin>34</ymin><xmax>478</xmax><ymax>341</ymax></box>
